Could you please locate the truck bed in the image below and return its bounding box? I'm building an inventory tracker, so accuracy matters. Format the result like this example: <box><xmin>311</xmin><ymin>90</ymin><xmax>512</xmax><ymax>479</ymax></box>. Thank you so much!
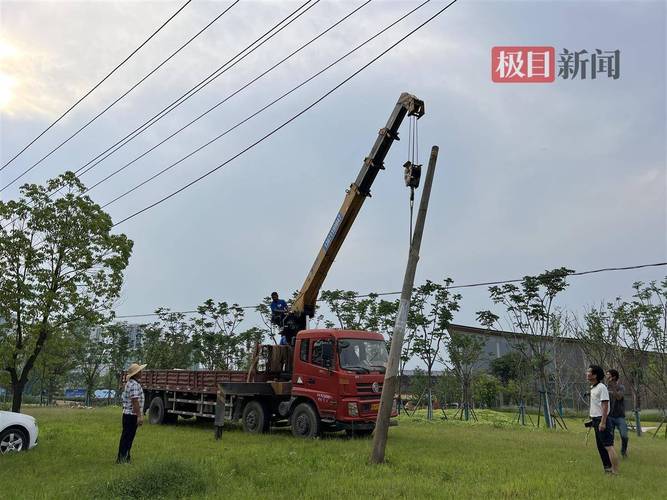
<box><xmin>141</xmin><ymin>369</ymin><xmax>256</xmax><ymax>394</ymax></box>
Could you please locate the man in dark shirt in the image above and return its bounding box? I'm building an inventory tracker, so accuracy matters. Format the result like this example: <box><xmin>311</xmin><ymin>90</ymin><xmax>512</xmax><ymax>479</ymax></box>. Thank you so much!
<box><xmin>606</xmin><ymin>369</ymin><xmax>629</xmax><ymax>458</ymax></box>
<box><xmin>270</xmin><ymin>292</ymin><xmax>289</xmax><ymax>344</ymax></box>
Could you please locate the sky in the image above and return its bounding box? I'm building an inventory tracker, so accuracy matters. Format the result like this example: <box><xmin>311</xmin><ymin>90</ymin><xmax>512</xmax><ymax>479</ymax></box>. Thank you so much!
<box><xmin>1</xmin><ymin>0</ymin><xmax>665</xmax><ymax>349</ymax></box>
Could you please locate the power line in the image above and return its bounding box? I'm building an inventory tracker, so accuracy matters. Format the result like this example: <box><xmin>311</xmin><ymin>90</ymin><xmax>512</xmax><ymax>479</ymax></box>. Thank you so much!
<box><xmin>363</xmin><ymin>262</ymin><xmax>667</xmax><ymax>296</ymax></box>
<box><xmin>0</xmin><ymin>0</ymin><xmax>193</xmax><ymax>174</ymax></box>
<box><xmin>73</xmin><ymin>0</ymin><xmax>318</xmax><ymax>183</ymax></box>
<box><xmin>112</xmin><ymin>262</ymin><xmax>667</xmax><ymax>319</ymax></box>
<box><xmin>86</xmin><ymin>0</ymin><xmax>373</xmax><ymax>201</ymax></box>
<box><xmin>0</xmin><ymin>0</ymin><xmax>238</xmax><ymax>192</ymax></box>
<box><xmin>0</xmin><ymin>0</ymin><xmax>324</xmax><ymax>253</ymax></box>
<box><xmin>1</xmin><ymin>0</ymin><xmax>316</xmax><ymax>230</ymax></box>
<box><xmin>91</xmin><ymin>0</ymin><xmax>432</xmax><ymax>206</ymax></box>
<box><xmin>111</xmin><ymin>0</ymin><xmax>454</xmax><ymax>227</ymax></box>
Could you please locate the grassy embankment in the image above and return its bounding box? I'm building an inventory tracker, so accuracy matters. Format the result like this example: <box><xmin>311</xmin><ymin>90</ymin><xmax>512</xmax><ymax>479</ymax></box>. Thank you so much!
<box><xmin>1</xmin><ymin>406</ymin><xmax>665</xmax><ymax>499</ymax></box>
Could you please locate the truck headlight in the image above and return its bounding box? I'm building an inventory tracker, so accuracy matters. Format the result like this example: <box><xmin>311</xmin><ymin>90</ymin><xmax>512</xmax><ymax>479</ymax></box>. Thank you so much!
<box><xmin>347</xmin><ymin>402</ymin><xmax>359</xmax><ymax>417</ymax></box>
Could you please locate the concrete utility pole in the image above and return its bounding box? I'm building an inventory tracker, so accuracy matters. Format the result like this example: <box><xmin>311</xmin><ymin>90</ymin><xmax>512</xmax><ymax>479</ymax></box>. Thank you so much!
<box><xmin>370</xmin><ymin>145</ymin><xmax>439</xmax><ymax>464</ymax></box>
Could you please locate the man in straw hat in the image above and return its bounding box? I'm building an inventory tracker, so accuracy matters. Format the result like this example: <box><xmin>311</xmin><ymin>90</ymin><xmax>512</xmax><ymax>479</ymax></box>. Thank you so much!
<box><xmin>117</xmin><ymin>362</ymin><xmax>147</xmax><ymax>464</ymax></box>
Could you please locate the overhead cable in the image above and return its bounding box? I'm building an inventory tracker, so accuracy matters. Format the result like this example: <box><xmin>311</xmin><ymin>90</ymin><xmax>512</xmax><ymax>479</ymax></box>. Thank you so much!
<box><xmin>92</xmin><ymin>0</ymin><xmax>437</xmax><ymax>206</ymax></box>
<box><xmin>74</xmin><ymin>0</ymin><xmax>318</xmax><ymax>181</ymax></box>
<box><xmin>112</xmin><ymin>261</ymin><xmax>667</xmax><ymax>319</ymax></box>
<box><xmin>1</xmin><ymin>0</ymin><xmax>315</xmax><ymax>229</ymax></box>
<box><xmin>0</xmin><ymin>0</ymin><xmax>238</xmax><ymax>191</ymax></box>
<box><xmin>111</xmin><ymin>0</ymin><xmax>456</xmax><ymax>227</ymax></box>
<box><xmin>86</xmin><ymin>0</ymin><xmax>373</xmax><ymax>200</ymax></box>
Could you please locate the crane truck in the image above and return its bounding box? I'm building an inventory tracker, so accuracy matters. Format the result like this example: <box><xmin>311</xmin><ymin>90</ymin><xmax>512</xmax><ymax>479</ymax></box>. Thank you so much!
<box><xmin>139</xmin><ymin>92</ymin><xmax>425</xmax><ymax>438</ymax></box>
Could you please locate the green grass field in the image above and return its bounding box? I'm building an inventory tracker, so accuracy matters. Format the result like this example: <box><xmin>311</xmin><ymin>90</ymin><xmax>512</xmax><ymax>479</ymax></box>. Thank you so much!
<box><xmin>1</xmin><ymin>407</ymin><xmax>665</xmax><ymax>499</ymax></box>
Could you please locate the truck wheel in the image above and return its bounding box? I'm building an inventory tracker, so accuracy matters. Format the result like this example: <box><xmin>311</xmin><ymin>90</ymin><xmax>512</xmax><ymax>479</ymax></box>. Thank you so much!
<box><xmin>291</xmin><ymin>403</ymin><xmax>320</xmax><ymax>438</ymax></box>
<box><xmin>148</xmin><ymin>396</ymin><xmax>166</xmax><ymax>424</ymax></box>
<box><xmin>242</xmin><ymin>400</ymin><xmax>270</xmax><ymax>434</ymax></box>
<box><xmin>148</xmin><ymin>396</ymin><xmax>177</xmax><ymax>424</ymax></box>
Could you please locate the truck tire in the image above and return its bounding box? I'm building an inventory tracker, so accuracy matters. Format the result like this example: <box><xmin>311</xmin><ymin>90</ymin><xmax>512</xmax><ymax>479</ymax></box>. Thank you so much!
<box><xmin>242</xmin><ymin>400</ymin><xmax>270</xmax><ymax>434</ymax></box>
<box><xmin>291</xmin><ymin>403</ymin><xmax>321</xmax><ymax>438</ymax></box>
<box><xmin>148</xmin><ymin>396</ymin><xmax>177</xmax><ymax>424</ymax></box>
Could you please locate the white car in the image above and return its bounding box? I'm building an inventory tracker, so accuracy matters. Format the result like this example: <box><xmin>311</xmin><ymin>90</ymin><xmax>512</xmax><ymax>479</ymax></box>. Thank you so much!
<box><xmin>0</xmin><ymin>411</ymin><xmax>38</xmax><ymax>454</ymax></box>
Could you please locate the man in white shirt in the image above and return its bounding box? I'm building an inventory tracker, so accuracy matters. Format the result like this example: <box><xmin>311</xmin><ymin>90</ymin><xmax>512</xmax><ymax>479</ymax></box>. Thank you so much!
<box><xmin>587</xmin><ymin>365</ymin><xmax>619</xmax><ymax>474</ymax></box>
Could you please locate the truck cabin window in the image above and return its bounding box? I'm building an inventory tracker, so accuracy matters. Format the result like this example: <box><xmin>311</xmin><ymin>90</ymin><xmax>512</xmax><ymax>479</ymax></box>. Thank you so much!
<box><xmin>299</xmin><ymin>339</ymin><xmax>310</xmax><ymax>362</ymax></box>
<box><xmin>311</xmin><ymin>339</ymin><xmax>333</xmax><ymax>367</ymax></box>
<box><xmin>338</xmin><ymin>339</ymin><xmax>388</xmax><ymax>374</ymax></box>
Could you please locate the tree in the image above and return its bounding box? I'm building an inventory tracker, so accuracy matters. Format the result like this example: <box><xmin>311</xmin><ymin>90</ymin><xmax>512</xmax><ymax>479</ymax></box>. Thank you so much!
<box><xmin>191</xmin><ymin>299</ymin><xmax>245</xmax><ymax>370</ymax></box>
<box><xmin>256</xmin><ymin>296</ymin><xmax>279</xmax><ymax>344</ymax></box>
<box><xmin>573</xmin><ymin>280</ymin><xmax>666</xmax><ymax>434</ymax></box>
<box><xmin>140</xmin><ymin>309</ymin><xmax>193</xmax><ymax>369</ymax></box>
<box><xmin>33</xmin><ymin>326</ymin><xmax>75</xmax><ymax>405</ymax></box>
<box><xmin>104</xmin><ymin>323</ymin><xmax>134</xmax><ymax>402</ymax></box>
<box><xmin>574</xmin><ymin>305</ymin><xmax>620</xmax><ymax>369</ymax></box>
<box><xmin>0</xmin><ymin>172</ymin><xmax>132</xmax><ymax>412</ymax></box>
<box><xmin>645</xmin><ymin>278</ymin><xmax>667</xmax><ymax>420</ymax></box>
<box><xmin>434</xmin><ymin>369</ymin><xmax>460</xmax><ymax>408</ymax></box>
<box><xmin>612</xmin><ymin>281</ymin><xmax>663</xmax><ymax>436</ymax></box>
<box><xmin>447</xmin><ymin>332</ymin><xmax>484</xmax><ymax>419</ymax></box>
<box><xmin>549</xmin><ymin>311</ymin><xmax>581</xmax><ymax>417</ymax></box>
<box><xmin>319</xmin><ymin>290</ymin><xmax>397</xmax><ymax>333</ymax></box>
<box><xmin>236</xmin><ymin>327</ymin><xmax>268</xmax><ymax>370</ymax></box>
<box><xmin>408</xmin><ymin>367</ymin><xmax>429</xmax><ymax>406</ymax></box>
<box><xmin>0</xmin><ymin>370</ymin><xmax>9</xmax><ymax>406</ymax></box>
<box><xmin>70</xmin><ymin>323</ymin><xmax>108</xmax><ymax>406</ymax></box>
<box><xmin>407</xmin><ymin>278</ymin><xmax>461</xmax><ymax>420</ymax></box>
<box><xmin>490</xmin><ymin>351</ymin><xmax>530</xmax><ymax>406</ymax></box>
<box><xmin>473</xmin><ymin>373</ymin><xmax>501</xmax><ymax>408</ymax></box>
<box><xmin>490</xmin><ymin>351</ymin><xmax>522</xmax><ymax>386</ymax></box>
<box><xmin>476</xmin><ymin>267</ymin><xmax>573</xmax><ymax>428</ymax></box>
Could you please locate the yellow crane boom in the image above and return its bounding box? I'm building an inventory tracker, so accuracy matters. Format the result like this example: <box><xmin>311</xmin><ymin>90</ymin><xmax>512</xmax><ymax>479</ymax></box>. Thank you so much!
<box><xmin>281</xmin><ymin>92</ymin><xmax>425</xmax><ymax>340</ymax></box>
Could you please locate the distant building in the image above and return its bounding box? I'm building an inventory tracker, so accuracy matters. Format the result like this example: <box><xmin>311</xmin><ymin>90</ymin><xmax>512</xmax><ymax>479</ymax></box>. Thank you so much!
<box><xmin>446</xmin><ymin>323</ymin><xmax>661</xmax><ymax>410</ymax></box>
<box><xmin>78</xmin><ymin>322</ymin><xmax>146</xmax><ymax>377</ymax></box>
<box><xmin>118</xmin><ymin>322</ymin><xmax>144</xmax><ymax>351</ymax></box>
<box><xmin>447</xmin><ymin>323</ymin><xmax>588</xmax><ymax>372</ymax></box>
<box><xmin>399</xmin><ymin>369</ymin><xmax>444</xmax><ymax>394</ymax></box>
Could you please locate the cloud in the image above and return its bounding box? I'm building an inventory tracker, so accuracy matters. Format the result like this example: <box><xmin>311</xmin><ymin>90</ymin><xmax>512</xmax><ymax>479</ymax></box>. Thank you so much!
<box><xmin>0</xmin><ymin>0</ymin><xmax>664</xmax><ymax>332</ymax></box>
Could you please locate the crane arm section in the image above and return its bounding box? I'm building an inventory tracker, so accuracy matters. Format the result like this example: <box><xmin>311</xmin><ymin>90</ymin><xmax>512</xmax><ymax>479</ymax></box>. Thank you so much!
<box><xmin>290</xmin><ymin>92</ymin><xmax>425</xmax><ymax>320</ymax></box>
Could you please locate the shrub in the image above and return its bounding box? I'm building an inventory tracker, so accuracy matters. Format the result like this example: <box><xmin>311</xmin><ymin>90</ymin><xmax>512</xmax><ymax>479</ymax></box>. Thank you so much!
<box><xmin>90</xmin><ymin>459</ymin><xmax>208</xmax><ymax>499</ymax></box>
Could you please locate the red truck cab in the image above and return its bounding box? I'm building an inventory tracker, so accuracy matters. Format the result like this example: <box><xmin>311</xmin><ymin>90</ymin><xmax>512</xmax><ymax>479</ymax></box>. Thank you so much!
<box><xmin>285</xmin><ymin>329</ymin><xmax>396</xmax><ymax>437</ymax></box>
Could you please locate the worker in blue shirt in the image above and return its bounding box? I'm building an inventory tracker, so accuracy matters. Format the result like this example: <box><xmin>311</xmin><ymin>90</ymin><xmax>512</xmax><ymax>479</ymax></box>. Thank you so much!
<box><xmin>270</xmin><ymin>292</ymin><xmax>289</xmax><ymax>344</ymax></box>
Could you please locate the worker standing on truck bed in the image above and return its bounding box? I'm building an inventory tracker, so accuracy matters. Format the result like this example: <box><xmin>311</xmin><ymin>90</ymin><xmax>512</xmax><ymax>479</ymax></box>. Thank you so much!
<box><xmin>117</xmin><ymin>363</ymin><xmax>146</xmax><ymax>464</ymax></box>
<box><xmin>270</xmin><ymin>292</ymin><xmax>289</xmax><ymax>344</ymax></box>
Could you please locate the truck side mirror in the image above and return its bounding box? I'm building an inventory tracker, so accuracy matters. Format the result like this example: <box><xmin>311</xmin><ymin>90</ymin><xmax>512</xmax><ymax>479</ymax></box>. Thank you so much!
<box><xmin>322</xmin><ymin>342</ymin><xmax>333</xmax><ymax>369</ymax></box>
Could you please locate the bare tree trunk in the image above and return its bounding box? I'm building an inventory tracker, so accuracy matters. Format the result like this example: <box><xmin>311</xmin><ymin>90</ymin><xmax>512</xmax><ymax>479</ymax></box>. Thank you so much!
<box><xmin>426</xmin><ymin>365</ymin><xmax>433</xmax><ymax>420</ymax></box>
<box><xmin>461</xmin><ymin>377</ymin><xmax>471</xmax><ymax>421</ymax></box>
<box><xmin>40</xmin><ymin>369</ymin><xmax>45</xmax><ymax>407</ymax></box>
<box><xmin>633</xmin><ymin>384</ymin><xmax>642</xmax><ymax>437</ymax></box>
<box><xmin>11</xmin><ymin>380</ymin><xmax>24</xmax><ymax>413</ymax></box>
<box><xmin>539</xmin><ymin>369</ymin><xmax>553</xmax><ymax>428</ymax></box>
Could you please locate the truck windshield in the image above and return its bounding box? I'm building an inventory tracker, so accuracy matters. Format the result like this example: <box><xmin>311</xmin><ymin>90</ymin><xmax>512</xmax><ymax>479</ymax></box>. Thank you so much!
<box><xmin>338</xmin><ymin>339</ymin><xmax>388</xmax><ymax>373</ymax></box>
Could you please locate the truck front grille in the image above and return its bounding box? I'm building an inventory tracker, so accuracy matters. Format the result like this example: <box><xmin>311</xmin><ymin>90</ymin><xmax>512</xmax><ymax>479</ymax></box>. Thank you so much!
<box><xmin>357</xmin><ymin>382</ymin><xmax>383</xmax><ymax>395</ymax></box>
